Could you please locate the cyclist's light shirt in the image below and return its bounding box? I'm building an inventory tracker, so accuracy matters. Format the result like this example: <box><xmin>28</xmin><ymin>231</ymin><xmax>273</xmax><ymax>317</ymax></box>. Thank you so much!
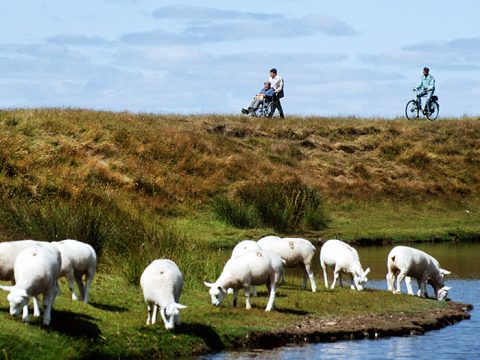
<box><xmin>417</xmin><ymin>74</ymin><xmax>435</xmax><ymax>91</ymax></box>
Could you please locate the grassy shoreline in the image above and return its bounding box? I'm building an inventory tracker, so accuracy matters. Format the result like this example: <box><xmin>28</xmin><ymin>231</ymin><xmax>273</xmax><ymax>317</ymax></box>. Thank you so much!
<box><xmin>0</xmin><ymin>109</ymin><xmax>478</xmax><ymax>357</ymax></box>
<box><xmin>1</xmin><ymin>274</ymin><xmax>471</xmax><ymax>359</ymax></box>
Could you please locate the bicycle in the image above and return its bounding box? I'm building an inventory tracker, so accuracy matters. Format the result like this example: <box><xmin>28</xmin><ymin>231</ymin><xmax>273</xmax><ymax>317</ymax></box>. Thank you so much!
<box><xmin>405</xmin><ymin>90</ymin><xmax>439</xmax><ymax>120</ymax></box>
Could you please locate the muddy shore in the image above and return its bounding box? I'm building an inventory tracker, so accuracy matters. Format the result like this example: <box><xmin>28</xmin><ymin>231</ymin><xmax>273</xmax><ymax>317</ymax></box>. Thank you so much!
<box><xmin>216</xmin><ymin>302</ymin><xmax>473</xmax><ymax>354</ymax></box>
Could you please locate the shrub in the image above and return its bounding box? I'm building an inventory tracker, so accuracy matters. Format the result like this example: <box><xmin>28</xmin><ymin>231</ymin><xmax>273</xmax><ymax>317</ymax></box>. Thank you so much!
<box><xmin>213</xmin><ymin>177</ymin><xmax>329</xmax><ymax>233</ymax></box>
<box><xmin>0</xmin><ymin>197</ymin><xmax>221</xmax><ymax>288</ymax></box>
<box><xmin>0</xmin><ymin>197</ymin><xmax>108</xmax><ymax>258</ymax></box>
<box><xmin>211</xmin><ymin>195</ymin><xmax>259</xmax><ymax>228</ymax></box>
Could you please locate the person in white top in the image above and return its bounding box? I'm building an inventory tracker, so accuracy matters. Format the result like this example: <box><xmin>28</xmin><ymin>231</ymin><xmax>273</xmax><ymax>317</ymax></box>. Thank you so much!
<box><xmin>268</xmin><ymin>68</ymin><xmax>285</xmax><ymax>118</ymax></box>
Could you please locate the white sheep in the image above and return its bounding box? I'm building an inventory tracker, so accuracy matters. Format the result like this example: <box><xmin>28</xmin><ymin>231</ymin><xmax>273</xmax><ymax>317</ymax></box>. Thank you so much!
<box><xmin>52</xmin><ymin>239</ymin><xmax>97</xmax><ymax>303</ymax></box>
<box><xmin>231</xmin><ymin>240</ymin><xmax>262</xmax><ymax>259</ymax></box>
<box><xmin>0</xmin><ymin>240</ymin><xmax>39</xmax><ymax>282</ymax></box>
<box><xmin>386</xmin><ymin>246</ymin><xmax>451</xmax><ymax>300</ymax></box>
<box><xmin>0</xmin><ymin>239</ymin><xmax>45</xmax><ymax>315</ymax></box>
<box><xmin>140</xmin><ymin>259</ymin><xmax>186</xmax><ymax>330</ymax></box>
<box><xmin>257</xmin><ymin>236</ymin><xmax>317</xmax><ymax>292</ymax></box>
<box><xmin>230</xmin><ymin>240</ymin><xmax>262</xmax><ymax>296</ymax></box>
<box><xmin>320</xmin><ymin>239</ymin><xmax>370</xmax><ymax>291</ymax></box>
<box><xmin>0</xmin><ymin>243</ymin><xmax>61</xmax><ymax>326</ymax></box>
<box><xmin>204</xmin><ymin>249</ymin><xmax>283</xmax><ymax>311</ymax></box>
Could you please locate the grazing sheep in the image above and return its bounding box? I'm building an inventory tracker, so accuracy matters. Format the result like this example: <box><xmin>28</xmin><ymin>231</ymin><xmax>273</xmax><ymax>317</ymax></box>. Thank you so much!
<box><xmin>0</xmin><ymin>240</ymin><xmax>39</xmax><ymax>282</ymax></box>
<box><xmin>257</xmin><ymin>236</ymin><xmax>317</xmax><ymax>292</ymax></box>
<box><xmin>140</xmin><ymin>259</ymin><xmax>186</xmax><ymax>330</ymax></box>
<box><xmin>52</xmin><ymin>239</ymin><xmax>97</xmax><ymax>303</ymax></box>
<box><xmin>231</xmin><ymin>240</ymin><xmax>262</xmax><ymax>259</ymax></box>
<box><xmin>320</xmin><ymin>239</ymin><xmax>370</xmax><ymax>291</ymax></box>
<box><xmin>204</xmin><ymin>249</ymin><xmax>283</xmax><ymax>311</ymax></box>
<box><xmin>230</xmin><ymin>240</ymin><xmax>262</xmax><ymax>296</ymax></box>
<box><xmin>386</xmin><ymin>246</ymin><xmax>451</xmax><ymax>300</ymax></box>
<box><xmin>0</xmin><ymin>243</ymin><xmax>61</xmax><ymax>326</ymax></box>
<box><xmin>0</xmin><ymin>240</ymin><xmax>45</xmax><ymax>315</ymax></box>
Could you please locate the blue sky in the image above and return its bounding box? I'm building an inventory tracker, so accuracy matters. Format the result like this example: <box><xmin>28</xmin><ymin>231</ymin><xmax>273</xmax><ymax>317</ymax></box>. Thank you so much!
<box><xmin>1</xmin><ymin>1</ymin><xmax>479</xmax><ymax>117</ymax></box>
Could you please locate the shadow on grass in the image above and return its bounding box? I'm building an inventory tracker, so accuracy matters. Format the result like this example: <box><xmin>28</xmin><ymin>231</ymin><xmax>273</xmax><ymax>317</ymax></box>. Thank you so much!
<box><xmin>254</xmin><ymin>291</ymin><xmax>287</xmax><ymax>298</ymax></box>
<box><xmin>49</xmin><ymin>309</ymin><xmax>101</xmax><ymax>339</ymax></box>
<box><xmin>275</xmin><ymin>307</ymin><xmax>309</xmax><ymax>316</ymax></box>
<box><xmin>176</xmin><ymin>323</ymin><xmax>225</xmax><ymax>352</ymax></box>
<box><xmin>89</xmin><ymin>301</ymin><xmax>129</xmax><ymax>313</ymax></box>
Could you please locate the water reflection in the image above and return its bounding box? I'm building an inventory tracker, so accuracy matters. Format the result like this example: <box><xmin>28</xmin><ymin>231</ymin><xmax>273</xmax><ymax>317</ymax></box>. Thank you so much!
<box><xmin>202</xmin><ymin>242</ymin><xmax>480</xmax><ymax>360</ymax></box>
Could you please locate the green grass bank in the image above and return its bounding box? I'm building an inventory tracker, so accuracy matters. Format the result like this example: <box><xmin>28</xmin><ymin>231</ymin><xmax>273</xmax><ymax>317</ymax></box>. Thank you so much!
<box><xmin>0</xmin><ymin>109</ymin><xmax>478</xmax><ymax>357</ymax></box>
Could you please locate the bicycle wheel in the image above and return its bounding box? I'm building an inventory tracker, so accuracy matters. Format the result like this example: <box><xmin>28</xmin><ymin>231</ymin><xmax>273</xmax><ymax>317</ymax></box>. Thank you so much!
<box><xmin>405</xmin><ymin>100</ymin><xmax>419</xmax><ymax>120</ymax></box>
<box><xmin>426</xmin><ymin>101</ymin><xmax>439</xmax><ymax>121</ymax></box>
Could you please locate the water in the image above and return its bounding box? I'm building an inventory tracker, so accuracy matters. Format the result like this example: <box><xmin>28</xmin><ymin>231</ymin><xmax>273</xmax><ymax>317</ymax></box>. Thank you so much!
<box><xmin>203</xmin><ymin>242</ymin><xmax>480</xmax><ymax>360</ymax></box>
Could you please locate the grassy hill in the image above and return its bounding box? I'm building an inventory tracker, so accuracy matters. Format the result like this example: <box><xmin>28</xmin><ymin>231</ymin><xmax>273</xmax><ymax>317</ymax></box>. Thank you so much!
<box><xmin>0</xmin><ymin>108</ymin><xmax>479</xmax><ymax>280</ymax></box>
<box><xmin>0</xmin><ymin>108</ymin><xmax>478</xmax><ymax>357</ymax></box>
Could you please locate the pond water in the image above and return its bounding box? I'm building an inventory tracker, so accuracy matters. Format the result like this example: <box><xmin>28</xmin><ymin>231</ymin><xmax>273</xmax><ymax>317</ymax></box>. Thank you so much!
<box><xmin>202</xmin><ymin>242</ymin><xmax>480</xmax><ymax>360</ymax></box>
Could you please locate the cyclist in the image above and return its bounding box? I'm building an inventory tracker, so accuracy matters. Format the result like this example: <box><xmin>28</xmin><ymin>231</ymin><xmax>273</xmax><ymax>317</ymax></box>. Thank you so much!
<box><xmin>241</xmin><ymin>81</ymin><xmax>275</xmax><ymax>115</ymax></box>
<box><xmin>415</xmin><ymin>67</ymin><xmax>435</xmax><ymax>113</ymax></box>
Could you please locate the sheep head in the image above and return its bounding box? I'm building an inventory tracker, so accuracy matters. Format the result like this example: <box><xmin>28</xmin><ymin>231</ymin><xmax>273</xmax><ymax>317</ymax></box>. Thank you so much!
<box><xmin>0</xmin><ymin>286</ymin><xmax>29</xmax><ymax>317</ymax></box>
<box><xmin>161</xmin><ymin>303</ymin><xmax>187</xmax><ymax>330</ymax></box>
<box><xmin>204</xmin><ymin>282</ymin><xmax>227</xmax><ymax>307</ymax></box>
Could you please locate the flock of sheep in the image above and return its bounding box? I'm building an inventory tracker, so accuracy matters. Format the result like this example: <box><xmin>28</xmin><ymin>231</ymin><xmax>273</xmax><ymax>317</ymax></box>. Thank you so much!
<box><xmin>0</xmin><ymin>239</ymin><xmax>96</xmax><ymax>326</ymax></box>
<box><xmin>144</xmin><ymin>236</ymin><xmax>452</xmax><ymax>330</ymax></box>
<box><xmin>0</xmin><ymin>236</ymin><xmax>451</xmax><ymax>330</ymax></box>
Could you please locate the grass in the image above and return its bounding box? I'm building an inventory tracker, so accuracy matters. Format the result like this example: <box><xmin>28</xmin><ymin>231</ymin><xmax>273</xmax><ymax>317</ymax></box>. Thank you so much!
<box><xmin>0</xmin><ymin>109</ymin><xmax>478</xmax><ymax>357</ymax></box>
<box><xmin>212</xmin><ymin>177</ymin><xmax>329</xmax><ymax>232</ymax></box>
<box><xmin>322</xmin><ymin>199</ymin><xmax>480</xmax><ymax>243</ymax></box>
<box><xmin>0</xmin><ymin>274</ymin><xmax>444</xmax><ymax>359</ymax></box>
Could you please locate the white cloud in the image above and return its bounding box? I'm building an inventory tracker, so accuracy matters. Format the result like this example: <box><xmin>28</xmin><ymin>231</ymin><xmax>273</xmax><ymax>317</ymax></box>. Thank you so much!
<box><xmin>46</xmin><ymin>34</ymin><xmax>112</xmax><ymax>46</ymax></box>
<box><xmin>121</xmin><ymin>7</ymin><xmax>356</xmax><ymax>45</ymax></box>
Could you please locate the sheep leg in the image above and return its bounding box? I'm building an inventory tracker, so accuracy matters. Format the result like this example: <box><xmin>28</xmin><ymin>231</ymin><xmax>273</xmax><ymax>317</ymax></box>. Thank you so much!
<box><xmin>22</xmin><ymin>304</ymin><xmax>30</xmax><ymax>323</ymax></box>
<box><xmin>331</xmin><ymin>269</ymin><xmax>339</xmax><ymax>289</ymax></box>
<box><xmin>151</xmin><ymin>304</ymin><xmax>158</xmax><ymax>325</ymax></box>
<box><xmin>252</xmin><ymin>286</ymin><xmax>257</xmax><ymax>297</ymax></box>
<box><xmin>321</xmin><ymin>263</ymin><xmax>329</xmax><ymax>289</ymax></box>
<box><xmin>386</xmin><ymin>272</ymin><xmax>395</xmax><ymax>292</ymax></box>
<box><xmin>395</xmin><ymin>272</ymin><xmax>406</xmax><ymax>294</ymax></box>
<box><xmin>33</xmin><ymin>296</ymin><xmax>41</xmax><ymax>317</ymax></box>
<box><xmin>42</xmin><ymin>290</ymin><xmax>56</xmax><ymax>326</ymax></box>
<box><xmin>66</xmin><ymin>269</ymin><xmax>79</xmax><ymax>301</ymax></box>
<box><xmin>233</xmin><ymin>289</ymin><xmax>238</xmax><ymax>307</ymax></box>
<box><xmin>74</xmin><ymin>275</ymin><xmax>86</xmax><ymax>303</ymax></box>
<box><xmin>244</xmin><ymin>287</ymin><xmax>251</xmax><ymax>310</ymax></box>
<box><xmin>83</xmin><ymin>270</ymin><xmax>95</xmax><ymax>303</ymax></box>
<box><xmin>304</xmin><ymin>263</ymin><xmax>316</xmax><ymax>292</ymax></box>
<box><xmin>301</xmin><ymin>267</ymin><xmax>308</xmax><ymax>290</ymax></box>
<box><xmin>350</xmin><ymin>275</ymin><xmax>356</xmax><ymax>290</ymax></box>
<box><xmin>146</xmin><ymin>303</ymin><xmax>152</xmax><ymax>325</ymax></box>
<box><xmin>265</xmin><ymin>278</ymin><xmax>276</xmax><ymax>312</ymax></box>
<box><xmin>405</xmin><ymin>277</ymin><xmax>415</xmax><ymax>295</ymax></box>
<box><xmin>418</xmin><ymin>279</ymin><xmax>427</xmax><ymax>297</ymax></box>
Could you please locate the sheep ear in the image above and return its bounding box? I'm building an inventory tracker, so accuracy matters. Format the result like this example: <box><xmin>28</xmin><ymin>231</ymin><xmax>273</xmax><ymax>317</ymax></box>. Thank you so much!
<box><xmin>0</xmin><ymin>285</ymin><xmax>13</xmax><ymax>293</ymax></box>
<box><xmin>442</xmin><ymin>286</ymin><xmax>451</xmax><ymax>291</ymax></box>
<box><xmin>175</xmin><ymin>303</ymin><xmax>187</xmax><ymax>310</ymax></box>
<box><xmin>440</xmin><ymin>269</ymin><xmax>451</xmax><ymax>275</ymax></box>
<box><xmin>364</xmin><ymin>267</ymin><xmax>371</xmax><ymax>276</ymax></box>
<box><xmin>204</xmin><ymin>282</ymin><xmax>214</xmax><ymax>288</ymax></box>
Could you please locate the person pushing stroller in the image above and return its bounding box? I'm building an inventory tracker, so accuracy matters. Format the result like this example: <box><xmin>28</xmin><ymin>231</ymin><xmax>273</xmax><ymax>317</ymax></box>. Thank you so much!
<box><xmin>241</xmin><ymin>81</ymin><xmax>275</xmax><ymax>115</ymax></box>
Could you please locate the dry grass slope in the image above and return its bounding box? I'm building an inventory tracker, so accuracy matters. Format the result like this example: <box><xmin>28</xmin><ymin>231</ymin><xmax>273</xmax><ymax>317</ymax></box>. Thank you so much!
<box><xmin>1</xmin><ymin>109</ymin><xmax>479</xmax><ymax>210</ymax></box>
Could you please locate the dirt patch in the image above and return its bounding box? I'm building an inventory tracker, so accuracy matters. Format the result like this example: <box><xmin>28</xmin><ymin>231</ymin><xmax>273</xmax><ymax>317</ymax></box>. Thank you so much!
<box><xmin>233</xmin><ymin>302</ymin><xmax>473</xmax><ymax>351</ymax></box>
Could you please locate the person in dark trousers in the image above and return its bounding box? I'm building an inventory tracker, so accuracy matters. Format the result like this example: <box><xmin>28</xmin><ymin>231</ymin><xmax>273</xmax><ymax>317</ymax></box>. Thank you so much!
<box><xmin>268</xmin><ymin>68</ymin><xmax>285</xmax><ymax>118</ymax></box>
